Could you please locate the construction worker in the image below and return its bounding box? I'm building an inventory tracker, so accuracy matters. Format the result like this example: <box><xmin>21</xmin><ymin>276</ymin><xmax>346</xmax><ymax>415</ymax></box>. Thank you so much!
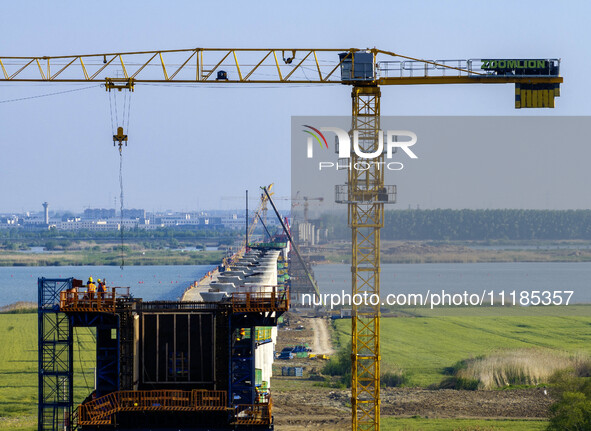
<box><xmin>66</xmin><ymin>284</ymin><xmax>77</xmax><ymax>303</ymax></box>
<box><xmin>97</xmin><ymin>278</ymin><xmax>105</xmax><ymax>301</ymax></box>
<box><xmin>87</xmin><ymin>277</ymin><xmax>96</xmax><ymax>300</ymax></box>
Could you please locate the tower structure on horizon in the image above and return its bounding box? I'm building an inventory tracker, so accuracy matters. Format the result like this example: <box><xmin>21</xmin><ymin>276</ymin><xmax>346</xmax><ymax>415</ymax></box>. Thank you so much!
<box><xmin>42</xmin><ymin>202</ymin><xmax>49</xmax><ymax>224</ymax></box>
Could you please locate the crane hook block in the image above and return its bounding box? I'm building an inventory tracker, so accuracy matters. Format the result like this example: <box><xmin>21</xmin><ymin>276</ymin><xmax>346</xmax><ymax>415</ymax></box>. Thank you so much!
<box><xmin>113</xmin><ymin>127</ymin><xmax>128</xmax><ymax>146</ymax></box>
<box><xmin>105</xmin><ymin>77</ymin><xmax>135</xmax><ymax>92</ymax></box>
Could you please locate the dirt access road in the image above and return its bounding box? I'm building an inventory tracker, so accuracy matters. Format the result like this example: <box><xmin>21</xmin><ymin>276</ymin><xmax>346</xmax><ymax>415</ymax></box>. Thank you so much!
<box><xmin>308</xmin><ymin>317</ymin><xmax>335</xmax><ymax>354</ymax></box>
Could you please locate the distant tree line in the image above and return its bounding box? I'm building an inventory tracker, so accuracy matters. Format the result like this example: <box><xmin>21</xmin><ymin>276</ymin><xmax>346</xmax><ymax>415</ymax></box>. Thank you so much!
<box><xmin>317</xmin><ymin>209</ymin><xmax>591</xmax><ymax>241</ymax></box>
<box><xmin>0</xmin><ymin>227</ymin><xmax>242</xmax><ymax>250</ymax></box>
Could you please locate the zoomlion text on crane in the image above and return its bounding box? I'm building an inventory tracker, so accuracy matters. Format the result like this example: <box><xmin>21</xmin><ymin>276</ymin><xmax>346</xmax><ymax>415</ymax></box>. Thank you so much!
<box><xmin>305</xmin><ymin>127</ymin><xmax>418</xmax><ymax>171</ymax></box>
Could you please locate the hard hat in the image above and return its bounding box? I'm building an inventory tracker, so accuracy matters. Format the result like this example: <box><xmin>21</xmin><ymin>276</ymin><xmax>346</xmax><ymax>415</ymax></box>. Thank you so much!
<box><xmin>97</xmin><ymin>279</ymin><xmax>101</xmax><ymax>282</ymax></box>
<box><xmin>88</xmin><ymin>277</ymin><xmax>93</xmax><ymax>282</ymax></box>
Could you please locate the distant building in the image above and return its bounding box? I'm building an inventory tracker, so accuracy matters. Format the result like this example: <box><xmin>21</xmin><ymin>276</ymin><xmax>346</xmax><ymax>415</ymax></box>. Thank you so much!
<box><xmin>122</xmin><ymin>208</ymin><xmax>146</xmax><ymax>219</ymax></box>
<box><xmin>221</xmin><ymin>213</ymin><xmax>246</xmax><ymax>230</ymax></box>
<box><xmin>0</xmin><ymin>208</ymin><xmax>287</xmax><ymax>232</ymax></box>
<box><xmin>199</xmin><ymin>216</ymin><xmax>222</xmax><ymax>228</ymax></box>
<box><xmin>0</xmin><ymin>216</ymin><xmax>19</xmax><ymax>229</ymax></box>
<box><xmin>83</xmin><ymin>208</ymin><xmax>116</xmax><ymax>219</ymax></box>
<box><xmin>59</xmin><ymin>220</ymin><xmax>120</xmax><ymax>230</ymax></box>
<box><xmin>155</xmin><ymin>213</ymin><xmax>197</xmax><ymax>227</ymax></box>
<box><xmin>22</xmin><ymin>216</ymin><xmax>46</xmax><ymax>226</ymax></box>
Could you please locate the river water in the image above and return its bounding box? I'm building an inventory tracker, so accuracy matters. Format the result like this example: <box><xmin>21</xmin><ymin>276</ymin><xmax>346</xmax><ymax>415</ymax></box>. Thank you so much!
<box><xmin>0</xmin><ymin>262</ymin><xmax>590</xmax><ymax>307</ymax></box>
<box><xmin>0</xmin><ymin>265</ymin><xmax>214</xmax><ymax>307</ymax></box>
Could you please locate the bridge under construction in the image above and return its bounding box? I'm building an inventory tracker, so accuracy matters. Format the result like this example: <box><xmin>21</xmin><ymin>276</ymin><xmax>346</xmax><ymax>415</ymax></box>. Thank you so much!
<box><xmin>38</xmin><ymin>242</ymin><xmax>290</xmax><ymax>430</ymax></box>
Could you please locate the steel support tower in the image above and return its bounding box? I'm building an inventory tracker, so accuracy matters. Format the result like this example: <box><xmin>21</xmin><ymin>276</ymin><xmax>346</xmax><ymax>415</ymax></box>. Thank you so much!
<box><xmin>337</xmin><ymin>85</ymin><xmax>395</xmax><ymax>430</ymax></box>
<box><xmin>350</xmin><ymin>86</ymin><xmax>382</xmax><ymax>431</ymax></box>
<box><xmin>38</xmin><ymin>278</ymin><xmax>123</xmax><ymax>431</ymax></box>
<box><xmin>38</xmin><ymin>278</ymin><xmax>74</xmax><ymax>431</ymax></box>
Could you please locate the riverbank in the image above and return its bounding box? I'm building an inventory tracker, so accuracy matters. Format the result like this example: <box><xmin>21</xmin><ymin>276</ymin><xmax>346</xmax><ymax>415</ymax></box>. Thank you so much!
<box><xmin>305</xmin><ymin>240</ymin><xmax>591</xmax><ymax>264</ymax></box>
<box><xmin>0</xmin><ymin>249</ymin><xmax>225</xmax><ymax>266</ymax></box>
<box><xmin>3</xmin><ymin>240</ymin><xmax>591</xmax><ymax>266</ymax></box>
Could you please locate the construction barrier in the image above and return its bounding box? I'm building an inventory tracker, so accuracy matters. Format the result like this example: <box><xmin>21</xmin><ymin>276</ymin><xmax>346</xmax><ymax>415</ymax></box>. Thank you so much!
<box><xmin>233</xmin><ymin>400</ymin><xmax>272</xmax><ymax>425</ymax></box>
<box><xmin>281</xmin><ymin>366</ymin><xmax>304</xmax><ymax>377</ymax></box>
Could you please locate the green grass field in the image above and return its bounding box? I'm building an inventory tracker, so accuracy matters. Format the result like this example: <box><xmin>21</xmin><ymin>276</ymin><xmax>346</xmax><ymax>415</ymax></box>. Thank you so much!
<box><xmin>335</xmin><ymin>305</ymin><xmax>591</xmax><ymax>386</ymax></box>
<box><xmin>3</xmin><ymin>307</ymin><xmax>589</xmax><ymax>430</ymax></box>
<box><xmin>382</xmin><ymin>417</ymin><xmax>548</xmax><ymax>430</ymax></box>
<box><xmin>0</xmin><ymin>312</ymin><xmax>95</xmax><ymax>431</ymax></box>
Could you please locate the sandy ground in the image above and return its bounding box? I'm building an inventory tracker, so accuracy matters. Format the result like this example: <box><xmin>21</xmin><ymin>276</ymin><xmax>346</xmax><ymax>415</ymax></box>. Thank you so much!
<box><xmin>273</xmin><ymin>387</ymin><xmax>552</xmax><ymax>430</ymax></box>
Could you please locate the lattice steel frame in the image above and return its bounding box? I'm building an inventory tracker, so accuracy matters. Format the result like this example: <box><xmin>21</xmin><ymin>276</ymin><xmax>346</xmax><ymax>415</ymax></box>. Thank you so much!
<box><xmin>38</xmin><ymin>278</ymin><xmax>74</xmax><ymax>431</ymax></box>
<box><xmin>349</xmin><ymin>86</ymin><xmax>382</xmax><ymax>431</ymax></box>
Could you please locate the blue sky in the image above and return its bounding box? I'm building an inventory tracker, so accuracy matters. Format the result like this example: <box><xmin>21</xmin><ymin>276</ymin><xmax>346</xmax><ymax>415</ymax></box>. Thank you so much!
<box><xmin>0</xmin><ymin>1</ymin><xmax>589</xmax><ymax>212</ymax></box>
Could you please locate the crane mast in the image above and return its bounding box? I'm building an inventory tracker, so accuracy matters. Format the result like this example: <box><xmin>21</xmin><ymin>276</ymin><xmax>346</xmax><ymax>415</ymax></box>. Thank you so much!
<box><xmin>350</xmin><ymin>85</ymin><xmax>384</xmax><ymax>430</ymax></box>
<box><xmin>0</xmin><ymin>47</ymin><xmax>563</xmax><ymax>431</ymax></box>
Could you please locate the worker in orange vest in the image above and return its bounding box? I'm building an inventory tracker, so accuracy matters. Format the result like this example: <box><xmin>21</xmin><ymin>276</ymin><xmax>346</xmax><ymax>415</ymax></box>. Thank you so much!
<box><xmin>87</xmin><ymin>277</ymin><xmax>96</xmax><ymax>300</ymax></box>
<box><xmin>96</xmin><ymin>278</ymin><xmax>106</xmax><ymax>301</ymax></box>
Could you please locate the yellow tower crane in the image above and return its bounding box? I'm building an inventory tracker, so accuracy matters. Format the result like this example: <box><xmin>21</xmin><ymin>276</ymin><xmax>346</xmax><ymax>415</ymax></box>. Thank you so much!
<box><xmin>0</xmin><ymin>48</ymin><xmax>562</xmax><ymax>431</ymax></box>
<box><xmin>300</xmin><ymin>196</ymin><xmax>324</xmax><ymax>226</ymax></box>
<box><xmin>246</xmin><ymin>183</ymin><xmax>274</xmax><ymax>246</ymax></box>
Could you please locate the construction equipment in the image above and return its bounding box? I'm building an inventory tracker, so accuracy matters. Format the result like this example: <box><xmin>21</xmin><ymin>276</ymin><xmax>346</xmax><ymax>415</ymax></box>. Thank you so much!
<box><xmin>222</xmin><ymin>185</ymin><xmax>276</xmax><ymax>244</ymax></box>
<box><xmin>291</xmin><ymin>195</ymin><xmax>325</xmax><ymax>247</ymax></box>
<box><xmin>291</xmin><ymin>195</ymin><xmax>324</xmax><ymax>225</ymax></box>
<box><xmin>1</xmin><ymin>48</ymin><xmax>562</xmax><ymax>431</ymax></box>
<box><xmin>263</xmin><ymin>186</ymin><xmax>321</xmax><ymax>299</ymax></box>
<box><xmin>245</xmin><ymin>184</ymin><xmax>273</xmax><ymax>247</ymax></box>
<box><xmin>301</xmin><ymin>197</ymin><xmax>323</xmax><ymax>225</ymax></box>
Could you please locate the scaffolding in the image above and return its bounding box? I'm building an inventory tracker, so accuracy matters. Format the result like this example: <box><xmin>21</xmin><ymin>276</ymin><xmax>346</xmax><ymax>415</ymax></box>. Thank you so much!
<box><xmin>38</xmin><ymin>278</ymin><xmax>129</xmax><ymax>431</ymax></box>
<box><xmin>78</xmin><ymin>390</ymin><xmax>228</xmax><ymax>426</ymax></box>
<box><xmin>38</xmin><ymin>278</ymin><xmax>74</xmax><ymax>431</ymax></box>
<box><xmin>230</xmin><ymin>288</ymin><xmax>289</xmax><ymax>313</ymax></box>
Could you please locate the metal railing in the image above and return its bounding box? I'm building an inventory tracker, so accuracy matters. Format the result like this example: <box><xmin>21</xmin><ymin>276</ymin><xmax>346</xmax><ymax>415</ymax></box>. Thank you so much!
<box><xmin>335</xmin><ymin>184</ymin><xmax>397</xmax><ymax>204</ymax></box>
<box><xmin>78</xmin><ymin>390</ymin><xmax>227</xmax><ymax>426</ymax></box>
<box><xmin>231</xmin><ymin>288</ymin><xmax>289</xmax><ymax>312</ymax></box>
<box><xmin>59</xmin><ymin>288</ymin><xmax>122</xmax><ymax>313</ymax></box>
<box><xmin>378</xmin><ymin>58</ymin><xmax>560</xmax><ymax>79</ymax></box>
<box><xmin>378</xmin><ymin>59</ymin><xmax>472</xmax><ymax>78</ymax></box>
<box><xmin>255</xmin><ymin>327</ymin><xmax>273</xmax><ymax>343</ymax></box>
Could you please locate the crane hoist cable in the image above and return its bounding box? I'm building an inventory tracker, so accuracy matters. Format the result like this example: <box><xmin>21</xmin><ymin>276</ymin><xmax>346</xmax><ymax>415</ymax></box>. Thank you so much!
<box><xmin>0</xmin><ymin>84</ymin><xmax>99</xmax><ymax>104</ymax></box>
<box><xmin>118</xmin><ymin>150</ymin><xmax>125</xmax><ymax>269</ymax></box>
<box><xmin>107</xmin><ymin>82</ymin><xmax>132</xmax><ymax>269</ymax></box>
